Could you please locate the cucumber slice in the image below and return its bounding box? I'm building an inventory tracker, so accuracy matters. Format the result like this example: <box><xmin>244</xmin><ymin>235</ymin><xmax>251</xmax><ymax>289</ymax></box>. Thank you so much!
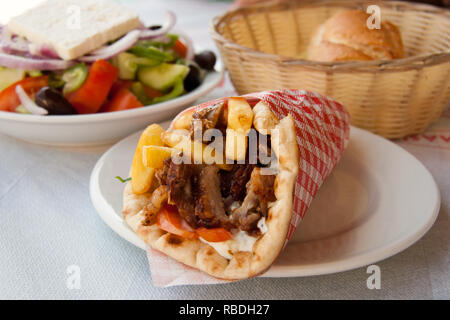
<box><xmin>48</xmin><ymin>73</ymin><xmax>65</xmax><ymax>89</ymax></box>
<box><xmin>112</xmin><ymin>52</ymin><xmax>136</xmax><ymax>80</ymax></box>
<box><xmin>130</xmin><ymin>82</ymin><xmax>152</xmax><ymax>105</ymax></box>
<box><xmin>112</xmin><ymin>52</ymin><xmax>161</xmax><ymax>80</ymax></box>
<box><xmin>152</xmin><ymin>76</ymin><xmax>185</xmax><ymax>104</ymax></box>
<box><xmin>134</xmin><ymin>57</ymin><xmax>161</xmax><ymax>67</ymax></box>
<box><xmin>128</xmin><ymin>46</ymin><xmax>173</xmax><ymax>62</ymax></box>
<box><xmin>0</xmin><ymin>67</ymin><xmax>26</xmax><ymax>91</ymax></box>
<box><xmin>26</xmin><ymin>70</ymin><xmax>43</xmax><ymax>77</ymax></box>
<box><xmin>138</xmin><ymin>63</ymin><xmax>189</xmax><ymax>91</ymax></box>
<box><xmin>62</xmin><ymin>63</ymin><xmax>88</xmax><ymax>94</ymax></box>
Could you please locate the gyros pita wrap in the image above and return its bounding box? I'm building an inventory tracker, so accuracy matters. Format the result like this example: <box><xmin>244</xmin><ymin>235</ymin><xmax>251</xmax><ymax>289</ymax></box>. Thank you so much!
<box><xmin>122</xmin><ymin>90</ymin><xmax>350</xmax><ymax>280</ymax></box>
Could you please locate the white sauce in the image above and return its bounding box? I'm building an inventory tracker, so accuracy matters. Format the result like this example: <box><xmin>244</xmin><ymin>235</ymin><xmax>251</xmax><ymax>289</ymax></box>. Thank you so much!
<box><xmin>257</xmin><ymin>217</ymin><xmax>268</xmax><ymax>234</ymax></box>
<box><xmin>200</xmin><ymin>217</ymin><xmax>269</xmax><ymax>260</ymax></box>
<box><xmin>200</xmin><ymin>230</ymin><xmax>258</xmax><ymax>260</ymax></box>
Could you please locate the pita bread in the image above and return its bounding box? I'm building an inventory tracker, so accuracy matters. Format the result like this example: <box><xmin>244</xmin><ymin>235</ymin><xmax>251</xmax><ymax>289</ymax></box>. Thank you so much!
<box><xmin>122</xmin><ymin>102</ymin><xmax>299</xmax><ymax>280</ymax></box>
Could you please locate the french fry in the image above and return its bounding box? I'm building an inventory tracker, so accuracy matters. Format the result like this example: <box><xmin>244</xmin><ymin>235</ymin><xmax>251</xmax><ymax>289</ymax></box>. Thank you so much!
<box><xmin>143</xmin><ymin>145</ymin><xmax>175</xmax><ymax>169</ymax></box>
<box><xmin>225</xmin><ymin>97</ymin><xmax>253</xmax><ymax>161</ymax></box>
<box><xmin>227</xmin><ymin>97</ymin><xmax>253</xmax><ymax>133</ymax></box>
<box><xmin>252</xmin><ymin>101</ymin><xmax>279</xmax><ymax>135</ymax></box>
<box><xmin>225</xmin><ymin>129</ymin><xmax>247</xmax><ymax>162</ymax></box>
<box><xmin>162</xmin><ymin>130</ymin><xmax>200</xmax><ymax>161</ymax></box>
<box><xmin>131</xmin><ymin>124</ymin><xmax>164</xmax><ymax>194</ymax></box>
<box><xmin>163</xmin><ymin>130</ymin><xmax>231</xmax><ymax>170</ymax></box>
<box><xmin>173</xmin><ymin>111</ymin><xmax>194</xmax><ymax>130</ymax></box>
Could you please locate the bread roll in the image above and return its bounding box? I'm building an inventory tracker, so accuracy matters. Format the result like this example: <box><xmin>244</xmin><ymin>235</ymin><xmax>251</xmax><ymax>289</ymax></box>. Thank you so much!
<box><xmin>307</xmin><ymin>10</ymin><xmax>404</xmax><ymax>62</ymax></box>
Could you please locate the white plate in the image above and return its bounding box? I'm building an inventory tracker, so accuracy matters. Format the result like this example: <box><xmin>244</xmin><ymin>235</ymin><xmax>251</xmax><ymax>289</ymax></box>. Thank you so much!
<box><xmin>0</xmin><ymin>65</ymin><xmax>224</xmax><ymax>147</ymax></box>
<box><xmin>90</xmin><ymin>125</ymin><xmax>440</xmax><ymax>277</ymax></box>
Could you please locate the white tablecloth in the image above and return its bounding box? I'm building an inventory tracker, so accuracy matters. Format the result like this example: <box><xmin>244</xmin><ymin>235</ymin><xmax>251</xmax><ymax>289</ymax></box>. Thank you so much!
<box><xmin>0</xmin><ymin>0</ymin><xmax>448</xmax><ymax>299</ymax></box>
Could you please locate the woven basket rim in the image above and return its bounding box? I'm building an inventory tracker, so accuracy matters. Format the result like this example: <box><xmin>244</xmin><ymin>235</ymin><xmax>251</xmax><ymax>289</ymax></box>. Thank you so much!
<box><xmin>210</xmin><ymin>0</ymin><xmax>450</xmax><ymax>72</ymax></box>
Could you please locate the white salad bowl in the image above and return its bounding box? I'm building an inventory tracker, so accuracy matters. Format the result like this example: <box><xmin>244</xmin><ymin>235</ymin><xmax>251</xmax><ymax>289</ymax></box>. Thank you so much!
<box><xmin>0</xmin><ymin>63</ymin><xmax>224</xmax><ymax>147</ymax></box>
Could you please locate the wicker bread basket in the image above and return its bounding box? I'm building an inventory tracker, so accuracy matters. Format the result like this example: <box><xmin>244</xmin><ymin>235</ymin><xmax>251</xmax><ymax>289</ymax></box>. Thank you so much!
<box><xmin>210</xmin><ymin>0</ymin><xmax>450</xmax><ymax>138</ymax></box>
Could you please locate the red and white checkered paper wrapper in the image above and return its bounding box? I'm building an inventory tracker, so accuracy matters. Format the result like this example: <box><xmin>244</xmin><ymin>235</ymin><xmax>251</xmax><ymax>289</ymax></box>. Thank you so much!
<box><xmin>147</xmin><ymin>89</ymin><xmax>350</xmax><ymax>287</ymax></box>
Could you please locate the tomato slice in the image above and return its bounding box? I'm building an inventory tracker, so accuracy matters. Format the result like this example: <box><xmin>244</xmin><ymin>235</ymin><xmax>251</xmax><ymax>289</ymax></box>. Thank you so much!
<box><xmin>196</xmin><ymin>227</ymin><xmax>232</xmax><ymax>242</ymax></box>
<box><xmin>0</xmin><ymin>76</ymin><xmax>49</xmax><ymax>112</ymax></box>
<box><xmin>173</xmin><ymin>39</ymin><xmax>188</xmax><ymax>59</ymax></box>
<box><xmin>100</xmin><ymin>88</ymin><xmax>143</xmax><ymax>112</ymax></box>
<box><xmin>156</xmin><ymin>204</ymin><xmax>198</xmax><ymax>240</ymax></box>
<box><xmin>66</xmin><ymin>59</ymin><xmax>118</xmax><ymax>114</ymax></box>
<box><xmin>156</xmin><ymin>204</ymin><xmax>233</xmax><ymax>242</ymax></box>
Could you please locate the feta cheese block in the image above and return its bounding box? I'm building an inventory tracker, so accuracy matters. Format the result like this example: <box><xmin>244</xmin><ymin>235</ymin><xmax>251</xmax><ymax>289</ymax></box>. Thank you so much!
<box><xmin>8</xmin><ymin>0</ymin><xmax>141</xmax><ymax>60</ymax></box>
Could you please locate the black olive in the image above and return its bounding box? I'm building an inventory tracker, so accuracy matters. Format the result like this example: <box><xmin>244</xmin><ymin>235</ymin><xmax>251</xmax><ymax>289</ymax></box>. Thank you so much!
<box><xmin>35</xmin><ymin>87</ymin><xmax>78</xmax><ymax>115</ymax></box>
<box><xmin>184</xmin><ymin>65</ymin><xmax>202</xmax><ymax>92</ymax></box>
<box><xmin>194</xmin><ymin>50</ymin><xmax>217</xmax><ymax>71</ymax></box>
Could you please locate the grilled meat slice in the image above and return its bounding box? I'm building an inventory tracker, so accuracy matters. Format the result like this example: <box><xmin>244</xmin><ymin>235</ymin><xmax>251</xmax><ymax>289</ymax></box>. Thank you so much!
<box><xmin>154</xmin><ymin>158</ymin><xmax>171</xmax><ymax>186</ymax></box>
<box><xmin>190</xmin><ymin>102</ymin><xmax>225</xmax><ymax>142</ymax></box>
<box><xmin>166</xmin><ymin>161</ymin><xmax>232</xmax><ymax>229</ymax></box>
<box><xmin>166</xmin><ymin>161</ymin><xmax>198</xmax><ymax>227</ymax></box>
<box><xmin>195</xmin><ymin>165</ymin><xmax>231</xmax><ymax>228</ymax></box>
<box><xmin>220</xmin><ymin>163</ymin><xmax>255</xmax><ymax>201</ymax></box>
<box><xmin>163</xmin><ymin>152</ymin><xmax>275</xmax><ymax>233</ymax></box>
<box><xmin>143</xmin><ymin>185</ymin><xmax>168</xmax><ymax>226</ymax></box>
<box><xmin>237</xmin><ymin>213</ymin><xmax>260</xmax><ymax>233</ymax></box>
<box><xmin>231</xmin><ymin>167</ymin><xmax>276</xmax><ymax>232</ymax></box>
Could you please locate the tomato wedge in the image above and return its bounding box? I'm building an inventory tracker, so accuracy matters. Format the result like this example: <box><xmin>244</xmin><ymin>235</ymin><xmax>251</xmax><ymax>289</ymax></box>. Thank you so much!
<box><xmin>0</xmin><ymin>76</ymin><xmax>48</xmax><ymax>112</ymax></box>
<box><xmin>108</xmin><ymin>79</ymin><xmax>134</xmax><ymax>98</ymax></box>
<box><xmin>100</xmin><ymin>88</ymin><xmax>143</xmax><ymax>112</ymax></box>
<box><xmin>196</xmin><ymin>227</ymin><xmax>232</xmax><ymax>242</ymax></box>
<box><xmin>173</xmin><ymin>39</ymin><xmax>188</xmax><ymax>59</ymax></box>
<box><xmin>156</xmin><ymin>204</ymin><xmax>198</xmax><ymax>240</ymax></box>
<box><xmin>66</xmin><ymin>59</ymin><xmax>118</xmax><ymax>114</ymax></box>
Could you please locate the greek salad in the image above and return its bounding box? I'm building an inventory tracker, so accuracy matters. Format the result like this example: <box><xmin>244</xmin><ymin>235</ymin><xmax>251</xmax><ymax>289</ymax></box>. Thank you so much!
<box><xmin>0</xmin><ymin>11</ymin><xmax>216</xmax><ymax>115</ymax></box>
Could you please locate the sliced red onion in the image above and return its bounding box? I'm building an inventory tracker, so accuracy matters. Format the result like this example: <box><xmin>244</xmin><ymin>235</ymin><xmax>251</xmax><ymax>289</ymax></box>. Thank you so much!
<box><xmin>15</xmin><ymin>85</ymin><xmax>48</xmax><ymax>115</ymax></box>
<box><xmin>1</xmin><ymin>26</ymin><xmax>60</xmax><ymax>59</ymax></box>
<box><xmin>89</xmin><ymin>44</ymin><xmax>107</xmax><ymax>55</ymax></box>
<box><xmin>0</xmin><ymin>52</ymin><xmax>75</xmax><ymax>70</ymax></box>
<box><xmin>79</xmin><ymin>29</ymin><xmax>141</xmax><ymax>62</ymax></box>
<box><xmin>27</xmin><ymin>44</ymin><xmax>41</xmax><ymax>57</ymax></box>
<box><xmin>152</xmin><ymin>34</ymin><xmax>172</xmax><ymax>43</ymax></box>
<box><xmin>175</xmin><ymin>30</ymin><xmax>195</xmax><ymax>61</ymax></box>
<box><xmin>139</xmin><ymin>10</ymin><xmax>176</xmax><ymax>40</ymax></box>
<box><xmin>1</xmin><ymin>27</ymin><xmax>28</xmax><ymax>53</ymax></box>
<box><xmin>40</xmin><ymin>45</ymin><xmax>60</xmax><ymax>59</ymax></box>
<box><xmin>28</xmin><ymin>43</ymin><xmax>60</xmax><ymax>59</ymax></box>
<box><xmin>1</xmin><ymin>36</ymin><xmax>30</xmax><ymax>54</ymax></box>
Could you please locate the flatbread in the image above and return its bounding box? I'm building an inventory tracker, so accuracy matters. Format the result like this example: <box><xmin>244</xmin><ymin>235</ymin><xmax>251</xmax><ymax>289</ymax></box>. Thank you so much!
<box><xmin>122</xmin><ymin>104</ymin><xmax>299</xmax><ymax>280</ymax></box>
